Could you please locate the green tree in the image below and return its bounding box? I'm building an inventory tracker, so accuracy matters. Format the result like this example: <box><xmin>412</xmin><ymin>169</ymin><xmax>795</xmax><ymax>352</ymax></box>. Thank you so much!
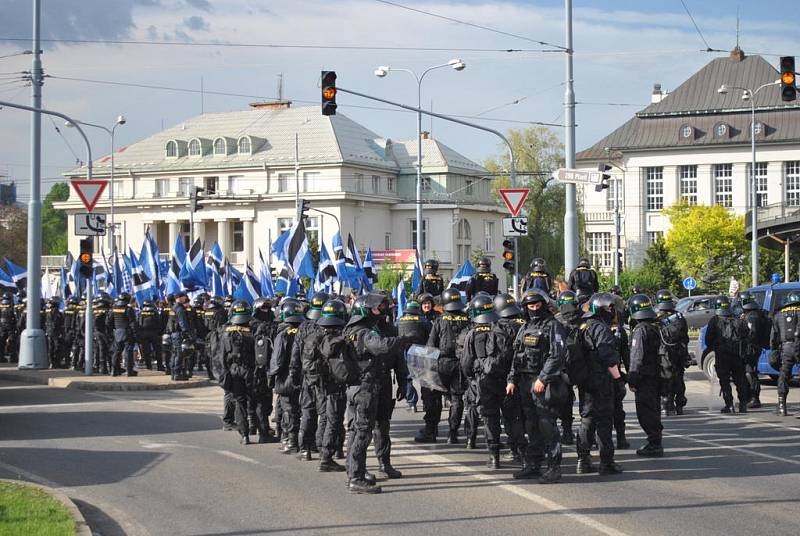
<box><xmin>0</xmin><ymin>205</ymin><xmax>27</xmax><ymax>267</ymax></box>
<box><xmin>375</xmin><ymin>262</ymin><xmax>404</xmax><ymax>293</ymax></box>
<box><xmin>42</xmin><ymin>182</ymin><xmax>69</xmax><ymax>255</ymax></box>
<box><xmin>641</xmin><ymin>237</ymin><xmax>682</xmax><ymax>292</ymax></box>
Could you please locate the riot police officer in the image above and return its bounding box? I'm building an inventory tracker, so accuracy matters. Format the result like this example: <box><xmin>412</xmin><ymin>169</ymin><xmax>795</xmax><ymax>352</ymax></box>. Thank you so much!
<box><xmin>508</xmin><ymin>289</ymin><xmax>567</xmax><ymax>483</ymax></box>
<box><xmin>627</xmin><ymin>294</ymin><xmax>664</xmax><ymax>457</ymax></box>
<box><xmin>466</xmin><ymin>257</ymin><xmax>499</xmax><ymax>300</ymax></box>
<box><xmin>191</xmin><ymin>296</ymin><xmax>209</xmax><ymax>374</ymax></box>
<box><xmin>739</xmin><ymin>291</ymin><xmax>770</xmax><ymax>409</ymax></box>
<box><xmin>568</xmin><ymin>258</ymin><xmax>599</xmax><ymax>303</ymax></box>
<box><xmin>703</xmin><ymin>296</ymin><xmax>748</xmax><ymax>413</ymax></box>
<box><xmin>62</xmin><ymin>296</ymin><xmax>79</xmax><ymax>368</ymax></box>
<box><xmin>554</xmin><ymin>290</ymin><xmax>582</xmax><ymax>446</ymax></box>
<box><xmin>160</xmin><ymin>295</ymin><xmax>175</xmax><ymax>375</ymax></box>
<box><xmin>111</xmin><ymin>292</ymin><xmax>138</xmax><ymax>376</ymax></box>
<box><xmin>576</xmin><ymin>293</ymin><xmax>624</xmax><ymax>475</ymax></box>
<box><xmin>269</xmin><ymin>299</ymin><xmax>305</xmax><ymax>454</ymax></box>
<box><xmin>167</xmin><ymin>292</ymin><xmax>195</xmax><ymax>381</ymax></box>
<box><xmin>247</xmin><ymin>298</ymin><xmax>273</xmax><ymax>438</ymax></box>
<box><xmin>655</xmin><ymin>290</ymin><xmax>690</xmax><ymax>415</ymax></box>
<box><xmin>421</xmin><ymin>259</ymin><xmax>444</xmax><ymax>297</ymax></box>
<box><xmin>397</xmin><ymin>300</ymin><xmax>427</xmax><ymax>412</ymax></box>
<box><xmin>44</xmin><ymin>297</ymin><xmax>64</xmax><ymax>368</ymax></box>
<box><xmin>415</xmin><ymin>288</ymin><xmax>470</xmax><ymax>444</ymax></box>
<box><xmin>71</xmin><ymin>299</ymin><xmax>86</xmax><ymax>370</ymax></box>
<box><xmin>0</xmin><ymin>293</ymin><xmax>16</xmax><ymax>362</ymax></box>
<box><xmin>220</xmin><ymin>300</ymin><xmax>256</xmax><ymax>445</ymax></box>
<box><xmin>523</xmin><ymin>258</ymin><xmax>554</xmax><ymax>296</ymax></box>
<box><xmin>770</xmin><ymin>291</ymin><xmax>800</xmax><ymax>416</ymax></box>
<box><xmin>315</xmin><ymin>299</ymin><xmax>349</xmax><ymax>472</ymax></box>
<box><xmin>93</xmin><ymin>294</ymin><xmax>113</xmax><ymax>375</ymax></box>
<box><xmin>138</xmin><ymin>299</ymin><xmax>163</xmax><ymax>371</ymax></box>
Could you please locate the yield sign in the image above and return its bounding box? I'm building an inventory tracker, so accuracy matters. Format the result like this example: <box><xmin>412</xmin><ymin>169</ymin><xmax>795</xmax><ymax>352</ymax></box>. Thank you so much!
<box><xmin>498</xmin><ymin>188</ymin><xmax>529</xmax><ymax>217</ymax></box>
<box><xmin>70</xmin><ymin>180</ymin><xmax>108</xmax><ymax>212</ymax></box>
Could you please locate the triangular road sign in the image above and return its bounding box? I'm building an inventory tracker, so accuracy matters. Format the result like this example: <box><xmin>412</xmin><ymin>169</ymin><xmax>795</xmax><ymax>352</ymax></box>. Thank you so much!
<box><xmin>70</xmin><ymin>180</ymin><xmax>108</xmax><ymax>212</ymax></box>
<box><xmin>498</xmin><ymin>188</ymin><xmax>529</xmax><ymax>217</ymax></box>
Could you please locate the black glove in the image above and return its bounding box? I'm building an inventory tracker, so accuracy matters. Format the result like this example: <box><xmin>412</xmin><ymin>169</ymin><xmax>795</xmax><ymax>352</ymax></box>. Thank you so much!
<box><xmin>395</xmin><ymin>381</ymin><xmax>406</xmax><ymax>401</ymax></box>
<box><xmin>626</xmin><ymin>371</ymin><xmax>640</xmax><ymax>390</ymax></box>
<box><xmin>613</xmin><ymin>375</ymin><xmax>627</xmax><ymax>399</ymax></box>
<box><xmin>267</xmin><ymin>376</ymin><xmax>276</xmax><ymax>389</ymax></box>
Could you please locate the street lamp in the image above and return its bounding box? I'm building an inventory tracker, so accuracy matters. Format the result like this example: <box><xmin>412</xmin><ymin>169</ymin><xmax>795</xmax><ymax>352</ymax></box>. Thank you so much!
<box><xmin>374</xmin><ymin>60</ymin><xmax>466</xmax><ymax>262</ymax></box>
<box><xmin>717</xmin><ymin>80</ymin><xmax>779</xmax><ymax>287</ymax></box>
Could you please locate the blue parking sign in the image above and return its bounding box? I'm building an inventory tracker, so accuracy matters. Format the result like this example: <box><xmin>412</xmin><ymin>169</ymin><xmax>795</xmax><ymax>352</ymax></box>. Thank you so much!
<box><xmin>682</xmin><ymin>277</ymin><xmax>697</xmax><ymax>290</ymax></box>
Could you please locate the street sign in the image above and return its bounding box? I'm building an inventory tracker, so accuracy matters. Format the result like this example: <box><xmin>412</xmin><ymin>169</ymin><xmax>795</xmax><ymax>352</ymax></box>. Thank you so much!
<box><xmin>498</xmin><ymin>188</ymin><xmax>529</xmax><ymax>217</ymax></box>
<box><xmin>683</xmin><ymin>277</ymin><xmax>697</xmax><ymax>290</ymax></box>
<box><xmin>502</xmin><ymin>217</ymin><xmax>528</xmax><ymax>237</ymax></box>
<box><xmin>556</xmin><ymin>168</ymin><xmax>604</xmax><ymax>185</ymax></box>
<box><xmin>74</xmin><ymin>213</ymin><xmax>107</xmax><ymax>236</ymax></box>
<box><xmin>70</xmin><ymin>179</ymin><xmax>108</xmax><ymax>212</ymax></box>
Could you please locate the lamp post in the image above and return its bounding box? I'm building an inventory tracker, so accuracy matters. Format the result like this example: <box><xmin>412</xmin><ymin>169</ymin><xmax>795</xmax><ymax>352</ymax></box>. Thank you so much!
<box><xmin>375</xmin><ymin>59</ymin><xmax>466</xmax><ymax>262</ymax></box>
<box><xmin>717</xmin><ymin>80</ymin><xmax>780</xmax><ymax>287</ymax></box>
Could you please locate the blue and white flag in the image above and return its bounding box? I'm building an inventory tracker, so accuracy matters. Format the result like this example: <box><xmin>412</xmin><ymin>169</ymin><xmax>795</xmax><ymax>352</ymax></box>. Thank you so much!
<box><xmin>232</xmin><ymin>264</ymin><xmax>261</xmax><ymax>304</ymax></box>
<box><xmin>129</xmin><ymin>247</ymin><xmax>154</xmax><ymax>305</ymax></box>
<box><xmin>209</xmin><ymin>241</ymin><xmax>224</xmax><ymax>272</ymax></box>
<box><xmin>362</xmin><ymin>247</ymin><xmax>375</xmax><ymax>292</ymax></box>
<box><xmin>344</xmin><ymin>233</ymin><xmax>364</xmax><ymax>288</ymax></box>
<box><xmin>139</xmin><ymin>227</ymin><xmax>161</xmax><ymax>299</ymax></box>
<box><xmin>448</xmin><ymin>259</ymin><xmax>476</xmax><ymax>299</ymax></box>
<box><xmin>282</xmin><ymin>219</ymin><xmax>309</xmax><ymax>279</ymax></box>
<box><xmin>59</xmin><ymin>266</ymin><xmax>70</xmax><ymax>300</ymax></box>
<box><xmin>331</xmin><ymin>231</ymin><xmax>347</xmax><ymax>282</ymax></box>
<box><xmin>172</xmin><ymin>235</ymin><xmax>187</xmax><ymax>270</ymax></box>
<box><xmin>179</xmin><ymin>238</ymin><xmax>207</xmax><ymax>290</ymax></box>
<box><xmin>314</xmin><ymin>242</ymin><xmax>337</xmax><ymax>293</ymax></box>
<box><xmin>121</xmin><ymin>253</ymin><xmax>134</xmax><ymax>294</ymax></box>
<box><xmin>208</xmin><ymin>264</ymin><xmax>224</xmax><ymax>298</ymax></box>
<box><xmin>165</xmin><ymin>256</ymin><xmax>183</xmax><ymax>296</ymax></box>
<box><xmin>258</xmin><ymin>249</ymin><xmax>275</xmax><ymax>298</ymax></box>
<box><xmin>3</xmin><ymin>258</ymin><xmax>27</xmax><ymax>289</ymax></box>
<box><xmin>0</xmin><ymin>266</ymin><xmax>15</xmax><ymax>290</ymax></box>
<box><xmin>411</xmin><ymin>251</ymin><xmax>423</xmax><ymax>294</ymax></box>
<box><xmin>395</xmin><ymin>275</ymin><xmax>407</xmax><ymax>318</ymax></box>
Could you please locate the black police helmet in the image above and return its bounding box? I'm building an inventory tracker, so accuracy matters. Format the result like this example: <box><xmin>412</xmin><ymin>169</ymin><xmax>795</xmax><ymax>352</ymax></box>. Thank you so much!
<box><xmin>306</xmin><ymin>291</ymin><xmax>330</xmax><ymax>320</ymax></box>
<box><xmin>469</xmin><ymin>294</ymin><xmax>499</xmax><ymax>324</ymax></box>
<box><xmin>520</xmin><ymin>288</ymin><xmax>549</xmax><ymax>307</ymax></box>
<box><xmin>441</xmin><ymin>288</ymin><xmax>465</xmax><ymax>312</ymax></box>
<box><xmin>628</xmin><ymin>293</ymin><xmax>657</xmax><ymax>320</ymax></box>
<box><xmin>424</xmin><ymin>259</ymin><xmax>439</xmax><ymax>272</ymax></box>
<box><xmin>252</xmin><ymin>297</ymin><xmax>272</xmax><ymax>311</ymax></box>
<box><xmin>493</xmin><ymin>293</ymin><xmax>521</xmax><ymax>318</ymax></box>
<box><xmin>417</xmin><ymin>292</ymin><xmax>434</xmax><ymax>305</ymax></box>
<box><xmin>714</xmin><ymin>295</ymin><xmax>732</xmax><ymax>316</ymax></box>
<box><xmin>404</xmin><ymin>300</ymin><xmax>421</xmax><ymax>315</ymax></box>
<box><xmin>588</xmin><ymin>292</ymin><xmax>616</xmax><ymax>321</ymax></box>
<box><xmin>229</xmin><ymin>300</ymin><xmax>252</xmax><ymax>325</ymax></box>
<box><xmin>142</xmin><ymin>299</ymin><xmax>153</xmax><ymax>308</ymax></box>
<box><xmin>557</xmin><ymin>290</ymin><xmax>578</xmax><ymax>312</ymax></box>
<box><xmin>476</xmin><ymin>256</ymin><xmax>491</xmax><ymax>273</ymax></box>
<box><xmin>530</xmin><ymin>257</ymin><xmax>546</xmax><ymax>269</ymax></box>
<box><xmin>578</xmin><ymin>257</ymin><xmax>591</xmax><ymax>268</ymax></box>
<box><xmin>280</xmin><ymin>299</ymin><xmax>306</xmax><ymax>324</ymax></box>
<box><xmin>317</xmin><ymin>299</ymin><xmax>348</xmax><ymax>327</ymax></box>
<box><xmin>739</xmin><ymin>291</ymin><xmax>759</xmax><ymax>310</ymax></box>
<box><xmin>118</xmin><ymin>292</ymin><xmax>131</xmax><ymax>303</ymax></box>
<box><xmin>610</xmin><ymin>285</ymin><xmax>623</xmax><ymax>297</ymax></box>
<box><xmin>631</xmin><ymin>284</ymin><xmax>642</xmax><ymax>295</ymax></box>
<box><xmin>655</xmin><ymin>289</ymin><xmax>676</xmax><ymax>312</ymax></box>
<box><xmin>783</xmin><ymin>291</ymin><xmax>800</xmax><ymax>307</ymax></box>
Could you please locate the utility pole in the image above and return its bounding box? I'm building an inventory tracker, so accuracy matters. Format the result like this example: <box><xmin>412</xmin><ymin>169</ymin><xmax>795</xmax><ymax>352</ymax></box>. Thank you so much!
<box><xmin>295</xmin><ymin>133</ymin><xmax>301</xmax><ymax>221</ymax></box>
<box><xmin>18</xmin><ymin>0</ymin><xmax>46</xmax><ymax>369</ymax></box>
<box><xmin>563</xmin><ymin>0</ymin><xmax>578</xmax><ymax>275</ymax></box>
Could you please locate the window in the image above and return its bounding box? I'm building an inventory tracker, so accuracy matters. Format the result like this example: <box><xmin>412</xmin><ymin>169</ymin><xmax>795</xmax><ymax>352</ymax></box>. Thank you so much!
<box><xmin>112</xmin><ymin>181</ymin><xmax>124</xmax><ymax>199</ymax></box>
<box><xmin>679</xmin><ymin>165</ymin><xmax>698</xmax><ymax>205</ymax></box>
<box><xmin>188</xmin><ymin>139</ymin><xmax>201</xmax><ymax>156</ymax></box>
<box><xmin>421</xmin><ymin>177</ymin><xmax>432</xmax><ymax>192</ymax></box>
<box><xmin>303</xmin><ymin>172</ymin><xmax>319</xmax><ymax>193</ymax></box>
<box><xmin>384</xmin><ymin>233</ymin><xmax>391</xmax><ymax>249</ymax></box>
<box><xmin>644</xmin><ymin>167</ymin><xmax>663</xmax><ymax>211</ymax></box>
<box><xmin>228</xmin><ymin>175</ymin><xmax>243</xmax><ymax>193</ymax></box>
<box><xmin>178</xmin><ymin>177</ymin><xmax>193</xmax><ymax>196</ymax></box>
<box><xmin>714</xmin><ymin>123</ymin><xmax>728</xmax><ymax>138</ymax></box>
<box><xmin>606</xmin><ymin>178</ymin><xmax>622</xmax><ymax>211</ymax></box>
<box><xmin>232</xmin><ymin>221</ymin><xmax>244</xmax><ymax>252</ymax></box>
<box><xmin>204</xmin><ymin>176</ymin><xmax>218</xmax><ymax>195</ymax></box>
<box><xmin>387</xmin><ymin>177</ymin><xmax>396</xmax><ymax>193</ymax></box>
<box><xmin>465</xmin><ymin>178</ymin><xmax>474</xmax><ymax>196</ymax></box>
<box><xmin>483</xmin><ymin>221</ymin><xmax>495</xmax><ymax>252</ymax></box>
<box><xmin>586</xmin><ymin>232</ymin><xmax>612</xmax><ymax>270</ymax></box>
<box><xmin>750</xmin><ymin>162</ymin><xmax>768</xmax><ymax>207</ymax></box>
<box><xmin>714</xmin><ymin>163</ymin><xmax>733</xmax><ymax>207</ymax></box>
<box><xmin>277</xmin><ymin>218</ymin><xmax>293</xmax><ymax>233</ymax></box>
<box><xmin>786</xmin><ymin>161</ymin><xmax>800</xmax><ymax>207</ymax></box>
<box><xmin>305</xmin><ymin>216</ymin><xmax>319</xmax><ymax>244</ymax></box>
<box><xmin>456</xmin><ymin>219</ymin><xmax>472</xmax><ymax>266</ymax></box>
<box><xmin>680</xmin><ymin>125</ymin><xmax>693</xmax><ymax>139</ymax></box>
<box><xmin>371</xmin><ymin>175</ymin><xmax>380</xmax><ymax>193</ymax></box>
<box><xmin>647</xmin><ymin>231</ymin><xmax>663</xmax><ymax>244</ymax></box>
<box><xmin>213</xmin><ymin>138</ymin><xmax>226</xmax><ymax>155</ymax></box>
<box><xmin>752</xmin><ymin>122</ymin><xmax>764</xmax><ymax>136</ymax></box>
<box><xmin>411</xmin><ymin>219</ymin><xmax>427</xmax><ymax>251</ymax></box>
<box><xmin>165</xmin><ymin>140</ymin><xmax>177</xmax><ymax>158</ymax></box>
<box><xmin>179</xmin><ymin>222</ymin><xmax>190</xmax><ymax>250</ymax></box>
<box><xmin>238</xmin><ymin>136</ymin><xmax>251</xmax><ymax>154</ymax></box>
<box><xmin>353</xmin><ymin>173</ymin><xmax>363</xmax><ymax>193</ymax></box>
<box><xmin>277</xmin><ymin>173</ymin><xmax>291</xmax><ymax>193</ymax></box>
<box><xmin>155</xmin><ymin>178</ymin><xmax>170</xmax><ymax>197</ymax></box>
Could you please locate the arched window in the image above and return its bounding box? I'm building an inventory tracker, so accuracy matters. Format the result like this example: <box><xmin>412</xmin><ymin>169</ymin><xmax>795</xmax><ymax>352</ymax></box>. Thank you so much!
<box><xmin>238</xmin><ymin>136</ymin><xmax>251</xmax><ymax>154</ymax></box>
<box><xmin>213</xmin><ymin>138</ymin><xmax>226</xmax><ymax>155</ymax></box>
<box><xmin>456</xmin><ymin>218</ymin><xmax>472</xmax><ymax>266</ymax></box>
<box><xmin>188</xmin><ymin>139</ymin><xmax>201</xmax><ymax>156</ymax></box>
<box><xmin>165</xmin><ymin>140</ymin><xmax>177</xmax><ymax>158</ymax></box>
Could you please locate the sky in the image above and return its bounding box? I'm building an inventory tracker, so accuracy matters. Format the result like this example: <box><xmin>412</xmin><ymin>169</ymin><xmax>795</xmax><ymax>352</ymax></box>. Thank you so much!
<box><xmin>0</xmin><ymin>0</ymin><xmax>797</xmax><ymax>202</ymax></box>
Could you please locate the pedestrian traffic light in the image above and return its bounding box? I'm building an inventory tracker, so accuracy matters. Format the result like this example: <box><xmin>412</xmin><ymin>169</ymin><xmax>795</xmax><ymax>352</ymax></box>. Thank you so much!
<box><xmin>596</xmin><ymin>163</ymin><xmax>612</xmax><ymax>192</ymax></box>
<box><xmin>780</xmin><ymin>56</ymin><xmax>796</xmax><ymax>102</ymax></box>
<box><xmin>297</xmin><ymin>198</ymin><xmax>311</xmax><ymax>221</ymax></box>
<box><xmin>321</xmin><ymin>71</ymin><xmax>337</xmax><ymax>116</ymax></box>
<box><xmin>79</xmin><ymin>238</ymin><xmax>93</xmax><ymax>278</ymax></box>
<box><xmin>190</xmin><ymin>186</ymin><xmax>205</xmax><ymax>213</ymax></box>
<box><xmin>502</xmin><ymin>239</ymin><xmax>515</xmax><ymax>273</ymax></box>
<box><xmin>617</xmin><ymin>251</ymin><xmax>624</xmax><ymax>274</ymax></box>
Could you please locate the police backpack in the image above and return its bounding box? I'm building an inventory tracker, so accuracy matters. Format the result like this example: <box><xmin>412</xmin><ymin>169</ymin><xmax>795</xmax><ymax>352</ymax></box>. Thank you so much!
<box><xmin>564</xmin><ymin>325</ymin><xmax>592</xmax><ymax>389</ymax></box>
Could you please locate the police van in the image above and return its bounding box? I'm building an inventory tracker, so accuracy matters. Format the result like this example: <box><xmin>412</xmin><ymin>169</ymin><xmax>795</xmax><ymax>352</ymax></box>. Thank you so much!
<box><xmin>698</xmin><ymin>282</ymin><xmax>800</xmax><ymax>381</ymax></box>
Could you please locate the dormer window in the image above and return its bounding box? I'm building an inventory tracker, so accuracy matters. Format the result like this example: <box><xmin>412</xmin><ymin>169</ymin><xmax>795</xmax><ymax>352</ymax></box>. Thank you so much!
<box><xmin>188</xmin><ymin>138</ymin><xmax>201</xmax><ymax>156</ymax></box>
<box><xmin>679</xmin><ymin>125</ymin><xmax>693</xmax><ymax>140</ymax></box>
<box><xmin>238</xmin><ymin>136</ymin><xmax>251</xmax><ymax>155</ymax></box>
<box><xmin>213</xmin><ymin>138</ymin><xmax>226</xmax><ymax>156</ymax></box>
<box><xmin>752</xmin><ymin>121</ymin><xmax>764</xmax><ymax>136</ymax></box>
<box><xmin>714</xmin><ymin>122</ymin><xmax>729</xmax><ymax>138</ymax></box>
<box><xmin>165</xmin><ymin>140</ymin><xmax>177</xmax><ymax>158</ymax></box>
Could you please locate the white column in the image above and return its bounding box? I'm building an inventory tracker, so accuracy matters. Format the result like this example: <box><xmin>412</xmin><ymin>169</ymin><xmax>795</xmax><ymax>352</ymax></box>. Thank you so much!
<box><xmin>243</xmin><ymin>219</ymin><xmax>254</xmax><ymax>264</ymax></box>
<box><xmin>217</xmin><ymin>220</ymin><xmax>230</xmax><ymax>258</ymax></box>
<box><xmin>168</xmin><ymin>222</ymin><xmax>178</xmax><ymax>250</ymax></box>
<box><xmin>193</xmin><ymin>220</ymin><xmax>205</xmax><ymax>247</ymax></box>
<box><xmin>697</xmin><ymin>164</ymin><xmax>714</xmax><ymax>206</ymax></box>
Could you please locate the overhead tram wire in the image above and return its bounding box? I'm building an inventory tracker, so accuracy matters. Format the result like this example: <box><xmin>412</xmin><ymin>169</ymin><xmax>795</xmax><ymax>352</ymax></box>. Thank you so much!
<box><xmin>678</xmin><ymin>0</ymin><xmax>716</xmax><ymax>52</ymax></box>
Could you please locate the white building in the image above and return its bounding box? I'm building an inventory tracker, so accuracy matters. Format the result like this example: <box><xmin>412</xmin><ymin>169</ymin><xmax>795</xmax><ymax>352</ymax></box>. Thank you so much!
<box><xmin>576</xmin><ymin>48</ymin><xmax>800</xmax><ymax>271</ymax></box>
<box><xmin>56</xmin><ymin>102</ymin><xmax>504</xmax><ymax>277</ymax></box>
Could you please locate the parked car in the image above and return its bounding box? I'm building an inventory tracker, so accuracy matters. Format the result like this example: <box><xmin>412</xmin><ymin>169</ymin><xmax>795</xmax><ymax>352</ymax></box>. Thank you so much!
<box><xmin>676</xmin><ymin>295</ymin><xmax>719</xmax><ymax>330</ymax></box>
<box><xmin>698</xmin><ymin>283</ymin><xmax>800</xmax><ymax>381</ymax></box>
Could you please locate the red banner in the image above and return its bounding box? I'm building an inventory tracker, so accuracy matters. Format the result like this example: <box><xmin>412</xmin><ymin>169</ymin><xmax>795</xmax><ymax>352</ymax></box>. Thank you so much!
<box><xmin>371</xmin><ymin>249</ymin><xmax>418</xmax><ymax>265</ymax></box>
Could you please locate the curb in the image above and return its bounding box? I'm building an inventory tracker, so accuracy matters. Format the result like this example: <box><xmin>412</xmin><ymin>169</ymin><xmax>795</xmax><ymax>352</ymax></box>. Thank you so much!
<box><xmin>0</xmin><ymin>371</ymin><xmax>213</xmax><ymax>391</ymax></box>
<box><xmin>0</xmin><ymin>478</ymin><xmax>91</xmax><ymax>536</ymax></box>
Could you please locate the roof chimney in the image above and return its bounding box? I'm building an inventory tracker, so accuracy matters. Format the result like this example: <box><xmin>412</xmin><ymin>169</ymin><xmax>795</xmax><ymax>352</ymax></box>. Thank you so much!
<box><xmin>651</xmin><ymin>83</ymin><xmax>666</xmax><ymax>104</ymax></box>
<box><xmin>420</xmin><ymin>131</ymin><xmax>430</xmax><ymax>140</ymax></box>
<box><xmin>249</xmin><ymin>100</ymin><xmax>292</xmax><ymax>110</ymax></box>
<box><xmin>730</xmin><ymin>46</ymin><xmax>745</xmax><ymax>62</ymax></box>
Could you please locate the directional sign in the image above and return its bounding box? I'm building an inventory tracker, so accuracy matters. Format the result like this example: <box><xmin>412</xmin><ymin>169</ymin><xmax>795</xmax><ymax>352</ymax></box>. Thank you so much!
<box><xmin>503</xmin><ymin>217</ymin><xmax>528</xmax><ymax>237</ymax></box>
<box><xmin>556</xmin><ymin>168</ymin><xmax>603</xmax><ymax>185</ymax></box>
<box><xmin>74</xmin><ymin>213</ymin><xmax>107</xmax><ymax>236</ymax></box>
<box><xmin>682</xmin><ymin>277</ymin><xmax>697</xmax><ymax>290</ymax></box>
<box><xmin>70</xmin><ymin>180</ymin><xmax>108</xmax><ymax>212</ymax></box>
<box><xmin>498</xmin><ymin>188</ymin><xmax>529</xmax><ymax>217</ymax></box>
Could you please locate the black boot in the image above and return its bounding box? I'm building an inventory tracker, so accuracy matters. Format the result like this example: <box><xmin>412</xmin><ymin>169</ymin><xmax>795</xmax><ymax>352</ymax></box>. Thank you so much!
<box><xmin>502</xmin><ymin>447</ymin><xmax>522</xmax><ymax>464</ymax></box>
<box><xmin>616</xmin><ymin>432</ymin><xmax>630</xmax><ymax>450</ymax></box>
<box><xmin>512</xmin><ymin>460</ymin><xmax>540</xmax><ymax>479</ymax></box>
<box><xmin>319</xmin><ymin>459</ymin><xmax>346</xmax><ymax>472</ymax></box>
<box><xmin>414</xmin><ymin>427</ymin><xmax>437</xmax><ymax>443</ymax></box>
<box><xmin>598</xmin><ymin>461</ymin><xmax>623</xmax><ymax>475</ymax></box>
<box><xmin>539</xmin><ymin>463</ymin><xmax>562</xmax><ymax>484</ymax></box>
<box><xmin>747</xmin><ymin>397</ymin><xmax>761</xmax><ymax>409</ymax></box>
<box><xmin>282</xmin><ymin>435</ymin><xmax>299</xmax><ymax>454</ymax></box>
<box><xmin>738</xmin><ymin>402</ymin><xmax>748</xmax><ymax>414</ymax></box>
<box><xmin>778</xmin><ymin>395</ymin><xmax>788</xmax><ymax>417</ymax></box>
<box><xmin>377</xmin><ymin>462</ymin><xmax>402</xmax><ymax>479</ymax></box>
<box><xmin>636</xmin><ymin>442</ymin><xmax>664</xmax><ymax>457</ymax></box>
<box><xmin>487</xmin><ymin>449</ymin><xmax>500</xmax><ymax>470</ymax></box>
<box><xmin>576</xmin><ymin>455</ymin><xmax>595</xmax><ymax>474</ymax></box>
<box><xmin>446</xmin><ymin>430</ymin><xmax>459</xmax><ymax>445</ymax></box>
<box><xmin>560</xmin><ymin>426</ymin><xmax>575</xmax><ymax>446</ymax></box>
<box><xmin>466</xmin><ymin>435</ymin><xmax>477</xmax><ymax>449</ymax></box>
<box><xmin>349</xmin><ymin>478</ymin><xmax>382</xmax><ymax>494</ymax></box>
<box><xmin>240</xmin><ymin>435</ymin><xmax>250</xmax><ymax>445</ymax></box>
<box><xmin>297</xmin><ymin>447</ymin><xmax>313</xmax><ymax>461</ymax></box>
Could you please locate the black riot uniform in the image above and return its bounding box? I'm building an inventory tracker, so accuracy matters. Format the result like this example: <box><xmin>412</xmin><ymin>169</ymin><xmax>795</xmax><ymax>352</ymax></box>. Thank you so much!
<box><xmin>627</xmin><ymin>295</ymin><xmax>664</xmax><ymax>457</ymax></box>
<box><xmin>44</xmin><ymin>298</ymin><xmax>64</xmax><ymax>368</ymax></box>
<box><xmin>655</xmin><ymin>290</ymin><xmax>690</xmax><ymax>416</ymax></box>
<box><xmin>138</xmin><ymin>300</ymin><xmax>163</xmax><ymax>371</ymax></box>
<box><xmin>522</xmin><ymin>258</ymin><xmax>554</xmax><ymax>296</ymax></box>
<box><xmin>245</xmin><ymin>298</ymin><xmax>273</xmax><ymax>438</ymax></box>
<box><xmin>191</xmin><ymin>297</ymin><xmax>209</xmax><ymax>374</ymax></box>
<box><xmin>466</xmin><ymin>257</ymin><xmax>499</xmax><ymax>300</ymax></box>
<box><xmin>62</xmin><ymin>297</ymin><xmax>79</xmax><ymax>367</ymax></box>
<box><xmin>111</xmin><ymin>293</ymin><xmax>138</xmax><ymax>376</ymax></box>
<box><xmin>93</xmin><ymin>295</ymin><xmax>114</xmax><ymax>374</ymax></box>
<box><xmin>396</xmin><ymin>301</ymin><xmax>427</xmax><ymax>411</ymax></box>
<box><xmin>269</xmin><ymin>300</ymin><xmax>305</xmax><ymax>454</ymax></box>
<box><xmin>167</xmin><ymin>293</ymin><xmax>195</xmax><ymax>381</ymax></box>
<box><xmin>554</xmin><ymin>290</ymin><xmax>582</xmax><ymax>447</ymax></box>
<box><xmin>160</xmin><ymin>296</ymin><xmax>174</xmax><ymax>374</ymax></box>
<box><xmin>421</xmin><ymin>260</ymin><xmax>445</xmax><ymax>298</ymax></box>
<box><xmin>219</xmin><ymin>301</ymin><xmax>256</xmax><ymax>444</ymax></box>
<box><xmin>739</xmin><ymin>292</ymin><xmax>770</xmax><ymax>409</ymax></box>
<box><xmin>343</xmin><ymin>293</ymin><xmax>409</xmax><ymax>494</ymax></box>
<box><xmin>611</xmin><ymin>309</ymin><xmax>630</xmax><ymax>449</ymax></box>
<box><xmin>703</xmin><ymin>296</ymin><xmax>748</xmax><ymax>413</ymax></box>
<box><xmin>0</xmin><ymin>294</ymin><xmax>17</xmax><ymax>362</ymax></box>
<box><xmin>71</xmin><ymin>301</ymin><xmax>86</xmax><ymax>370</ymax></box>
<box><xmin>415</xmin><ymin>288</ymin><xmax>470</xmax><ymax>444</ymax></box>
<box><xmin>567</xmin><ymin>258</ymin><xmax>599</xmax><ymax>303</ymax></box>
<box><xmin>508</xmin><ymin>289</ymin><xmax>567</xmax><ymax>483</ymax></box>
<box><xmin>771</xmin><ymin>292</ymin><xmax>800</xmax><ymax>416</ymax></box>
<box><xmin>576</xmin><ymin>293</ymin><xmax>624</xmax><ymax>475</ymax></box>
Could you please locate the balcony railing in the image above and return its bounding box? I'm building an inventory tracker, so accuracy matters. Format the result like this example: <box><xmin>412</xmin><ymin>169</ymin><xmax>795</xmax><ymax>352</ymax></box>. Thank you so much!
<box><xmin>584</xmin><ymin>211</ymin><xmax>614</xmax><ymax>223</ymax></box>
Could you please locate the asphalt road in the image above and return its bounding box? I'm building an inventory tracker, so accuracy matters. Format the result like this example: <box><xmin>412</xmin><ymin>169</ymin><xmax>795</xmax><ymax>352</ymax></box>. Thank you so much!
<box><xmin>1</xmin><ymin>367</ymin><xmax>799</xmax><ymax>536</ymax></box>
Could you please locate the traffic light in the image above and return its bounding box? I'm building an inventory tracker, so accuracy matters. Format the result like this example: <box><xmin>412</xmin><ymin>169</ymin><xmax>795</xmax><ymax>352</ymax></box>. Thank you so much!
<box><xmin>617</xmin><ymin>251</ymin><xmax>624</xmax><ymax>275</ymax></box>
<box><xmin>596</xmin><ymin>163</ymin><xmax>612</xmax><ymax>192</ymax></box>
<box><xmin>502</xmin><ymin>239</ymin><xmax>515</xmax><ymax>273</ymax></box>
<box><xmin>190</xmin><ymin>186</ymin><xmax>205</xmax><ymax>213</ymax></box>
<box><xmin>79</xmin><ymin>238</ymin><xmax>93</xmax><ymax>278</ymax></box>
<box><xmin>321</xmin><ymin>71</ymin><xmax>337</xmax><ymax>116</ymax></box>
<box><xmin>297</xmin><ymin>198</ymin><xmax>311</xmax><ymax>221</ymax></box>
<box><xmin>780</xmin><ymin>56</ymin><xmax>796</xmax><ymax>102</ymax></box>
